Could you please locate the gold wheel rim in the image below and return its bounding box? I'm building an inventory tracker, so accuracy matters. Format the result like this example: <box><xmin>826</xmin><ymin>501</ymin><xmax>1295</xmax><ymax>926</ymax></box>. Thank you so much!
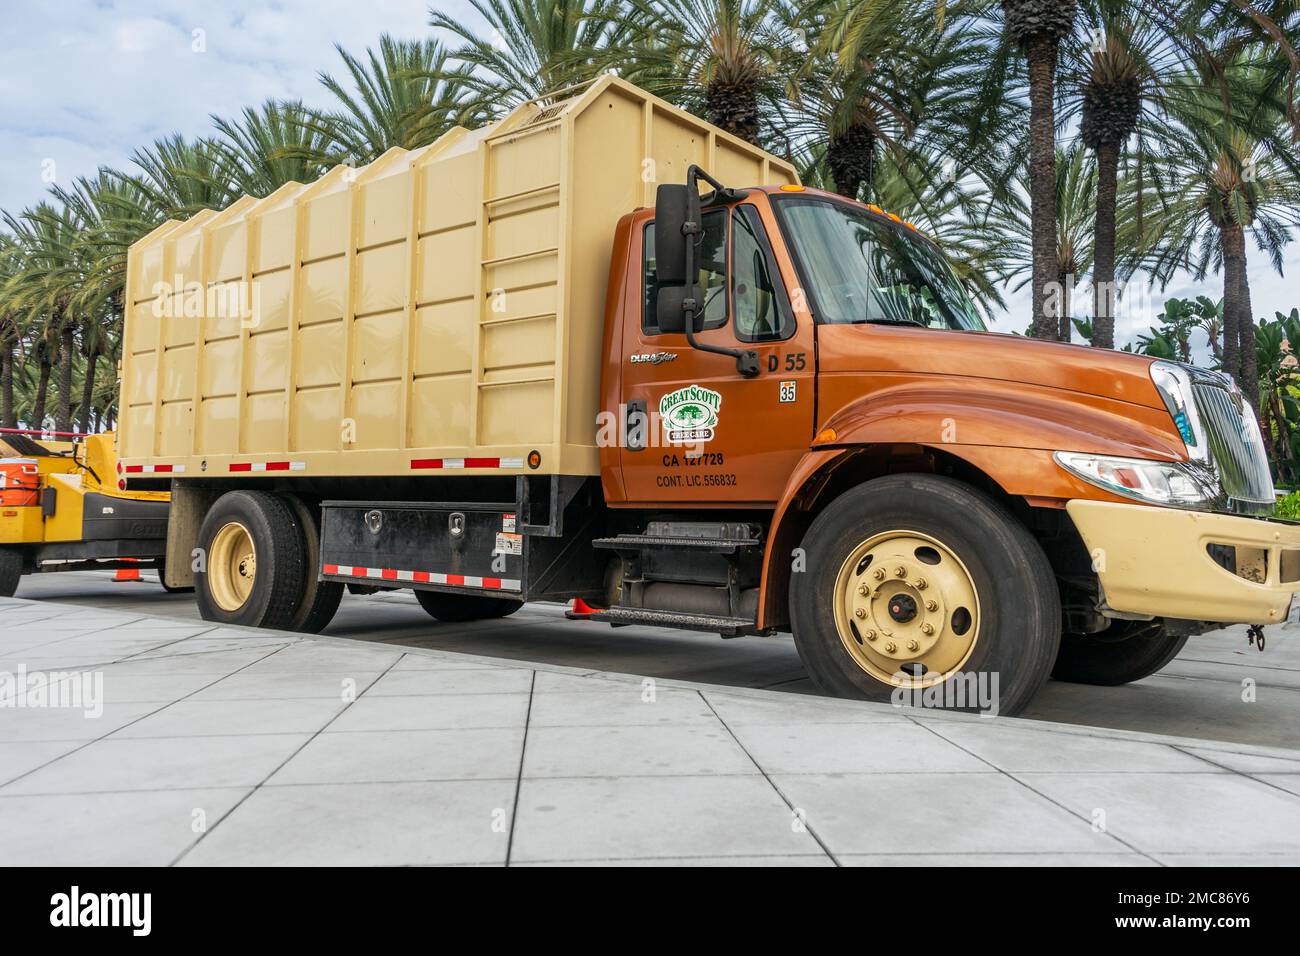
<box><xmin>208</xmin><ymin>521</ymin><xmax>256</xmax><ymax>612</ymax></box>
<box><xmin>832</xmin><ymin>529</ymin><xmax>981</xmax><ymax>688</ymax></box>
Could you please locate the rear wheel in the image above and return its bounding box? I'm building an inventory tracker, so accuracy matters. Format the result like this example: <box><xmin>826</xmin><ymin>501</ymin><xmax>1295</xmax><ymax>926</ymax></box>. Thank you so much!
<box><xmin>279</xmin><ymin>494</ymin><xmax>343</xmax><ymax>633</ymax></box>
<box><xmin>789</xmin><ymin>474</ymin><xmax>1061</xmax><ymax>716</ymax></box>
<box><xmin>414</xmin><ymin>589</ymin><xmax>523</xmax><ymax>623</ymax></box>
<box><xmin>195</xmin><ymin>491</ymin><xmax>306</xmax><ymax>629</ymax></box>
<box><xmin>1051</xmin><ymin>620</ymin><xmax>1188</xmax><ymax>686</ymax></box>
<box><xmin>0</xmin><ymin>548</ymin><xmax>22</xmax><ymax>598</ymax></box>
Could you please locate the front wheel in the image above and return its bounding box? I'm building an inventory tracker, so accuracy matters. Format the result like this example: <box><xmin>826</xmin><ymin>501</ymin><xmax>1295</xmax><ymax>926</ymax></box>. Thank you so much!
<box><xmin>1051</xmin><ymin>621</ymin><xmax>1188</xmax><ymax>686</ymax></box>
<box><xmin>789</xmin><ymin>474</ymin><xmax>1061</xmax><ymax>717</ymax></box>
<box><xmin>0</xmin><ymin>548</ymin><xmax>22</xmax><ymax>598</ymax></box>
<box><xmin>414</xmin><ymin>589</ymin><xmax>523</xmax><ymax>623</ymax></box>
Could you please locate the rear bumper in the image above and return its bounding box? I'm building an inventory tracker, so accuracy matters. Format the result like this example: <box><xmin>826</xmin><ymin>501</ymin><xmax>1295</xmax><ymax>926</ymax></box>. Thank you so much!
<box><xmin>1066</xmin><ymin>499</ymin><xmax>1300</xmax><ymax>625</ymax></box>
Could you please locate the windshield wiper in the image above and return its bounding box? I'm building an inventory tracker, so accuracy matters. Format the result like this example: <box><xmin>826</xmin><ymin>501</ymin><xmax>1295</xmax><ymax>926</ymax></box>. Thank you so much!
<box><xmin>849</xmin><ymin>316</ymin><xmax>928</xmax><ymax>327</ymax></box>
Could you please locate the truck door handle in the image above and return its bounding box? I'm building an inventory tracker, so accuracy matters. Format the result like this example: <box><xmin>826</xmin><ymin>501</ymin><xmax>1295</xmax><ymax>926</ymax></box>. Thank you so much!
<box><xmin>626</xmin><ymin>399</ymin><xmax>647</xmax><ymax>452</ymax></box>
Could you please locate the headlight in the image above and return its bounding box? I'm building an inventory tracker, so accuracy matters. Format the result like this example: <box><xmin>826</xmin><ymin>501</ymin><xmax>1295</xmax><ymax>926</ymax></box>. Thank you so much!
<box><xmin>1054</xmin><ymin>451</ymin><xmax>1223</xmax><ymax>509</ymax></box>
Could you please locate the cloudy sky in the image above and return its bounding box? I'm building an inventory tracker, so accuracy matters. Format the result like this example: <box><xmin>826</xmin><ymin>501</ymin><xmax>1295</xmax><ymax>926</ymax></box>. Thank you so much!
<box><xmin>1</xmin><ymin>1</ymin><xmax>1293</xmax><ymax>346</ymax></box>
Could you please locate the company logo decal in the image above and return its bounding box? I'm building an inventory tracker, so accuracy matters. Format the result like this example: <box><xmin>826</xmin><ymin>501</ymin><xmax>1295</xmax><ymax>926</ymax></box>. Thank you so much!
<box><xmin>659</xmin><ymin>384</ymin><xmax>722</xmax><ymax>444</ymax></box>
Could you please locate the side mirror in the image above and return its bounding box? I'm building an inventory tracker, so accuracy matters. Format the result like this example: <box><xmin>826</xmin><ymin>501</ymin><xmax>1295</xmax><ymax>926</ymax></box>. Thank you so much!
<box><xmin>654</xmin><ymin>184</ymin><xmax>691</xmax><ymax>285</ymax></box>
<box><xmin>655</xmin><ymin>283</ymin><xmax>700</xmax><ymax>334</ymax></box>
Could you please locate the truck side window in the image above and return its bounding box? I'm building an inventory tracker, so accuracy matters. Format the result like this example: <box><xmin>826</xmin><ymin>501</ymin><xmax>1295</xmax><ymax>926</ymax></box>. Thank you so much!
<box><xmin>642</xmin><ymin>210</ymin><xmax>728</xmax><ymax>334</ymax></box>
<box><xmin>731</xmin><ymin>206</ymin><xmax>793</xmax><ymax>342</ymax></box>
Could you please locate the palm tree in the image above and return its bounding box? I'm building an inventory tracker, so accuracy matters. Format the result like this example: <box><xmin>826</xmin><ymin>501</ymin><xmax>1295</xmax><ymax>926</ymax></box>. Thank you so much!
<box><xmin>52</xmin><ymin>172</ymin><xmax>156</xmax><ymax>431</ymax></box>
<box><xmin>1136</xmin><ymin>74</ymin><xmax>1300</xmax><ymax>411</ymax></box>
<box><xmin>432</xmin><ymin>0</ymin><xmax>627</xmax><ymax>111</ymax></box>
<box><xmin>211</xmin><ymin>100</ymin><xmax>336</xmax><ymax>197</ymax></box>
<box><xmin>3</xmin><ymin>203</ymin><xmax>85</xmax><ymax>432</ymax></box>
<box><xmin>1007</xmin><ymin>145</ymin><xmax>1095</xmax><ymax>341</ymax></box>
<box><xmin>0</xmin><ymin>236</ymin><xmax>19</xmax><ymax>428</ymax></box>
<box><xmin>313</xmin><ymin>35</ymin><xmax>481</xmax><ymax>165</ymax></box>
<box><xmin>128</xmin><ymin>134</ymin><xmax>231</xmax><ymax>219</ymax></box>
<box><xmin>613</xmin><ymin>0</ymin><xmax>786</xmax><ymax>145</ymax></box>
<box><xmin>1001</xmin><ymin>0</ymin><xmax>1078</xmax><ymax>339</ymax></box>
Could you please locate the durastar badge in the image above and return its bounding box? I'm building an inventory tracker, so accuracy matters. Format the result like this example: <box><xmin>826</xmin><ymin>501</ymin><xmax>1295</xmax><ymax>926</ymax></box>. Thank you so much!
<box><xmin>660</xmin><ymin>384</ymin><xmax>722</xmax><ymax>444</ymax></box>
<box><xmin>630</xmin><ymin>351</ymin><xmax>678</xmax><ymax>365</ymax></box>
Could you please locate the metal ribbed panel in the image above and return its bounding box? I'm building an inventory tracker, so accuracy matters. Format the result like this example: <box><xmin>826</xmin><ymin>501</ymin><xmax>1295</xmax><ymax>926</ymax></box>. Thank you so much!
<box><xmin>1193</xmin><ymin>384</ymin><xmax>1274</xmax><ymax>506</ymax></box>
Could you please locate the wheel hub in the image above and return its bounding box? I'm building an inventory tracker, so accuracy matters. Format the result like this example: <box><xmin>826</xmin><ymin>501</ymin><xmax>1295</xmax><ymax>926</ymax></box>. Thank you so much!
<box><xmin>833</xmin><ymin>530</ymin><xmax>981</xmax><ymax>687</ymax></box>
<box><xmin>208</xmin><ymin>521</ymin><xmax>257</xmax><ymax>613</ymax></box>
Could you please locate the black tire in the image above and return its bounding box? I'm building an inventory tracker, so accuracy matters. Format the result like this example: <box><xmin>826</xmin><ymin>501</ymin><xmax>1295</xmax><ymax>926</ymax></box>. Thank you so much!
<box><xmin>279</xmin><ymin>494</ymin><xmax>343</xmax><ymax>633</ymax></box>
<box><xmin>1051</xmin><ymin>620</ymin><xmax>1188</xmax><ymax>686</ymax></box>
<box><xmin>195</xmin><ymin>490</ymin><xmax>306</xmax><ymax>629</ymax></box>
<box><xmin>0</xmin><ymin>548</ymin><xmax>22</xmax><ymax>598</ymax></box>
<box><xmin>414</xmin><ymin>589</ymin><xmax>523</xmax><ymax>623</ymax></box>
<box><xmin>789</xmin><ymin>474</ymin><xmax>1061</xmax><ymax>717</ymax></box>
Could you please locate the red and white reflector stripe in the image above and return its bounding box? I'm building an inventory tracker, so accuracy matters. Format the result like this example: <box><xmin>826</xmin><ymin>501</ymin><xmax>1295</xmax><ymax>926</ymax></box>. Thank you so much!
<box><xmin>323</xmin><ymin>564</ymin><xmax>520</xmax><ymax>592</ymax></box>
<box><xmin>122</xmin><ymin>464</ymin><xmax>186</xmax><ymax>474</ymax></box>
<box><xmin>229</xmin><ymin>461</ymin><xmax>306</xmax><ymax>473</ymax></box>
<box><xmin>410</xmin><ymin>457</ymin><xmax>525</xmax><ymax>470</ymax></box>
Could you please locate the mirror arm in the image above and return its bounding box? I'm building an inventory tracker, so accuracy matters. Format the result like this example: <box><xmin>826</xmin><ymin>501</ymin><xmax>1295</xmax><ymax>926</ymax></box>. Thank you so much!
<box><xmin>679</xmin><ymin>165</ymin><xmax>760</xmax><ymax>379</ymax></box>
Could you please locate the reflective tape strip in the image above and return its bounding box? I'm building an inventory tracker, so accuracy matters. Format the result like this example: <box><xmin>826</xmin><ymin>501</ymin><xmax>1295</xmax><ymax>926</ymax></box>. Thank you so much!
<box><xmin>322</xmin><ymin>563</ymin><xmax>520</xmax><ymax>592</ymax></box>
<box><xmin>229</xmin><ymin>461</ymin><xmax>306</xmax><ymax>473</ymax></box>
<box><xmin>410</xmin><ymin>457</ymin><xmax>525</xmax><ymax>470</ymax></box>
<box><xmin>123</xmin><ymin>464</ymin><xmax>185</xmax><ymax>474</ymax></box>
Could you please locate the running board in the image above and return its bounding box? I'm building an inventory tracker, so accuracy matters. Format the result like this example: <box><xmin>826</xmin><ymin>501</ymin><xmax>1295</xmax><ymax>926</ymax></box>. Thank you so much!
<box><xmin>588</xmin><ymin>606</ymin><xmax>760</xmax><ymax>637</ymax></box>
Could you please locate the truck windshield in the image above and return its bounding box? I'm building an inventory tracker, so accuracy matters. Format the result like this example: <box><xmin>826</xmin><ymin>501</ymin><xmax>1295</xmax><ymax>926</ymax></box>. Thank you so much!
<box><xmin>773</xmin><ymin>197</ymin><xmax>986</xmax><ymax>331</ymax></box>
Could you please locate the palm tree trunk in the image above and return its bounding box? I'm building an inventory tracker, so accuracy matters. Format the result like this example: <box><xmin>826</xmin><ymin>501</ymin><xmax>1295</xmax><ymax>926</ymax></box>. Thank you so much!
<box><xmin>0</xmin><ymin>337</ymin><xmax>14</xmax><ymax>428</ymax></box>
<box><xmin>32</xmin><ymin>353</ymin><xmax>52</xmax><ymax>429</ymax></box>
<box><xmin>1092</xmin><ymin>141</ymin><xmax>1119</xmax><ymax>350</ymax></box>
<box><xmin>1058</xmin><ymin>270</ymin><xmax>1071</xmax><ymax>341</ymax></box>
<box><xmin>705</xmin><ymin>78</ymin><xmax>760</xmax><ymax>146</ymax></box>
<box><xmin>56</xmin><ymin>322</ymin><xmax>75</xmax><ymax>433</ymax></box>
<box><xmin>1221</xmin><ymin>223</ymin><xmax>1258</xmax><ymax>413</ymax></box>
<box><xmin>78</xmin><ymin>346</ymin><xmax>98</xmax><ymax>433</ymax></box>
<box><xmin>1025</xmin><ymin>35</ymin><xmax>1062</xmax><ymax>340</ymax></box>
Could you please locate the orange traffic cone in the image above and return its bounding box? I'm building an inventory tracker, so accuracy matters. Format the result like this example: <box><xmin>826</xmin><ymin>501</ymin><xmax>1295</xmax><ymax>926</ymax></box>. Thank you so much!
<box><xmin>114</xmin><ymin>558</ymin><xmax>142</xmax><ymax>582</ymax></box>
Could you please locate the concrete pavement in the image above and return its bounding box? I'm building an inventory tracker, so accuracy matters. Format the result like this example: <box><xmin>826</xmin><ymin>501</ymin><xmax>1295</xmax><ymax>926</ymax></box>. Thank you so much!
<box><xmin>14</xmin><ymin>571</ymin><xmax>1300</xmax><ymax>750</ymax></box>
<box><xmin>2</xmin><ymin>592</ymin><xmax>1298</xmax><ymax>866</ymax></box>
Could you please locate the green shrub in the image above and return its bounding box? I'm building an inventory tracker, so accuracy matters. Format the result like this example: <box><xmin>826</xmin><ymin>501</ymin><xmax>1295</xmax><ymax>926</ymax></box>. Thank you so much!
<box><xmin>1275</xmin><ymin>492</ymin><xmax>1300</xmax><ymax>520</ymax></box>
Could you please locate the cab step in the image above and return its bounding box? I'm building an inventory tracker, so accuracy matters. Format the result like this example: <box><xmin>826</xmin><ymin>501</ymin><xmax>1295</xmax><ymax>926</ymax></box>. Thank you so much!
<box><xmin>588</xmin><ymin>606</ymin><xmax>761</xmax><ymax>637</ymax></box>
<box><xmin>592</xmin><ymin>520</ymin><xmax>763</xmax><ymax>555</ymax></box>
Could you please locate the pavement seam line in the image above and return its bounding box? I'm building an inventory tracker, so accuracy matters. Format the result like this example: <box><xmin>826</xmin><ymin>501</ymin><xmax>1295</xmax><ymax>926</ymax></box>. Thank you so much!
<box><xmin>1170</xmin><ymin>743</ymin><xmax>1300</xmax><ymax>802</ymax></box>
<box><xmin>166</xmin><ymin>644</ymin><xmax>403</xmax><ymax>866</ymax></box>
<box><xmin>0</xmin><ymin>637</ymin><xmax>296</xmax><ymax>790</ymax></box>
<box><xmin>698</xmin><ymin>689</ymin><xmax>841</xmax><ymax>867</ymax></box>
<box><xmin>504</xmin><ymin>670</ymin><xmax>537</xmax><ymax>867</ymax></box>
<box><xmin>909</xmin><ymin>716</ymin><xmax>1164</xmax><ymax>866</ymax></box>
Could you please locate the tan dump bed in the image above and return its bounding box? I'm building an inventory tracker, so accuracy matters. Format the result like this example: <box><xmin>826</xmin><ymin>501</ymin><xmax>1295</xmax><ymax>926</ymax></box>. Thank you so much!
<box><xmin>118</xmin><ymin>75</ymin><xmax>798</xmax><ymax>479</ymax></box>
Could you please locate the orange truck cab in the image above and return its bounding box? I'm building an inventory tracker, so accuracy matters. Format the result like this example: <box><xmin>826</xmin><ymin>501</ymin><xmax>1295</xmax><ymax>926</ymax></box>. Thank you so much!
<box><xmin>116</xmin><ymin>78</ymin><xmax>1292</xmax><ymax>716</ymax></box>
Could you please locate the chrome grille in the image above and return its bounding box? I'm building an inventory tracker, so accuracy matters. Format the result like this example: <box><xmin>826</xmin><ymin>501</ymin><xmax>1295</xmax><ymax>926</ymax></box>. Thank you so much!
<box><xmin>1192</xmin><ymin>383</ymin><xmax>1274</xmax><ymax>509</ymax></box>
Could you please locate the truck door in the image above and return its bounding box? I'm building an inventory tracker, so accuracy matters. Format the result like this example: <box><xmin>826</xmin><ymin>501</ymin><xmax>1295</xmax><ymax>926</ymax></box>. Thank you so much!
<box><xmin>617</xmin><ymin>201</ymin><xmax>816</xmax><ymax>505</ymax></box>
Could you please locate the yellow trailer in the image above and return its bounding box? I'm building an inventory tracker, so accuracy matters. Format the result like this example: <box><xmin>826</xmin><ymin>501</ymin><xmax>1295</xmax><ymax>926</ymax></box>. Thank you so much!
<box><xmin>0</xmin><ymin>430</ymin><xmax>171</xmax><ymax>597</ymax></box>
<box><xmin>117</xmin><ymin>75</ymin><xmax>796</xmax><ymax>481</ymax></box>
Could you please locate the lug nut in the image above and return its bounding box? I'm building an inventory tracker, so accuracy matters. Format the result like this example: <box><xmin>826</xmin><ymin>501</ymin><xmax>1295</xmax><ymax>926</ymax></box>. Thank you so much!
<box><xmin>858</xmin><ymin>583</ymin><xmax>869</xmax><ymax>596</ymax></box>
<box><xmin>894</xmin><ymin>566</ymin><xmax>907</xmax><ymax>577</ymax></box>
<box><xmin>915</xmin><ymin>577</ymin><xmax>928</xmax><ymax>590</ymax></box>
<box><xmin>925</xmin><ymin>599</ymin><xmax>938</xmax><ymax>612</ymax></box>
<box><xmin>920</xmin><ymin>622</ymin><xmax>934</xmax><ymax>635</ymax></box>
<box><xmin>885</xmin><ymin>641</ymin><xmax>897</xmax><ymax>653</ymax></box>
<box><xmin>873</xmin><ymin>568</ymin><xmax>886</xmax><ymax>581</ymax></box>
<box><xmin>864</xmin><ymin>630</ymin><xmax>877</xmax><ymax>641</ymax></box>
<box><xmin>906</xmin><ymin>639</ymin><xmax>919</xmax><ymax>651</ymax></box>
<box><xmin>854</xmin><ymin>607</ymin><xmax>866</xmax><ymax>619</ymax></box>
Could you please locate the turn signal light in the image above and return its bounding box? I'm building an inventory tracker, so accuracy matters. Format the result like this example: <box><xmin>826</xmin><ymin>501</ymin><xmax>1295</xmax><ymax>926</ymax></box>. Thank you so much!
<box><xmin>814</xmin><ymin>427</ymin><xmax>837</xmax><ymax>445</ymax></box>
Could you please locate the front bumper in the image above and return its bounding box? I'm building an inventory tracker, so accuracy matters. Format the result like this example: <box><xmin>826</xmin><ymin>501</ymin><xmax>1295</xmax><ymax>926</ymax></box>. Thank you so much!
<box><xmin>1066</xmin><ymin>499</ymin><xmax>1300</xmax><ymax>625</ymax></box>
